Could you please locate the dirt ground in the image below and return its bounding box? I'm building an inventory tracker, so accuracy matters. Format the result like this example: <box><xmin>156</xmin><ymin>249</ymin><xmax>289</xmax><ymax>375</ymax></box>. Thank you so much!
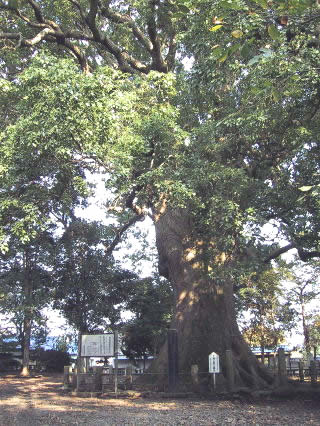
<box><xmin>0</xmin><ymin>374</ymin><xmax>319</xmax><ymax>425</ymax></box>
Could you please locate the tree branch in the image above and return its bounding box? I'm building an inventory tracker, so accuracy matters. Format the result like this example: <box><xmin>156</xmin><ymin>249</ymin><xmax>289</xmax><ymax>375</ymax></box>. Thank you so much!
<box><xmin>103</xmin><ymin>214</ymin><xmax>145</xmax><ymax>256</ymax></box>
<box><xmin>0</xmin><ymin>0</ymin><xmax>174</xmax><ymax>74</ymax></box>
<box><xmin>59</xmin><ymin>37</ymin><xmax>90</xmax><ymax>73</ymax></box>
<box><xmin>297</xmin><ymin>248</ymin><xmax>320</xmax><ymax>261</ymax></box>
<box><xmin>100</xmin><ymin>6</ymin><xmax>153</xmax><ymax>54</ymax></box>
<box><xmin>86</xmin><ymin>0</ymin><xmax>99</xmax><ymax>28</ymax></box>
<box><xmin>27</xmin><ymin>0</ymin><xmax>45</xmax><ymax>24</ymax></box>
<box><xmin>0</xmin><ymin>28</ymin><xmax>53</xmax><ymax>46</ymax></box>
<box><xmin>147</xmin><ymin>0</ymin><xmax>167</xmax><ymax>72</ymax></box>
<box><xmin>166</xmin><ymin>33</ymin><xmax>177</xmax><ymax>71</ymax></box>
<box><xmin>264</xmin><ymin>243</ymin><xmax>296</xmax><ymax>263</ymax></box>
<box><xmin>67</xmin><ymin>0</ymin><xmax>87</xmax><ymax>24</ymax></box>
<box><xmin>264</xmin><ymin>242</ymin><xmax>320</xmax><ymax>263</ymax></box>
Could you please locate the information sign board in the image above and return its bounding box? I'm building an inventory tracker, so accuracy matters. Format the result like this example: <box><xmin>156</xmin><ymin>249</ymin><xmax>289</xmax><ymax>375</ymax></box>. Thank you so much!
<box><xmin>81</xmin><ymin>334</ymin><xmax>114</xmax><ymax>357</ymax></box>
<box><xmin>208</xmin><ymin>352</ymin><xmax>220</xmax><ymax>373</ymax></box>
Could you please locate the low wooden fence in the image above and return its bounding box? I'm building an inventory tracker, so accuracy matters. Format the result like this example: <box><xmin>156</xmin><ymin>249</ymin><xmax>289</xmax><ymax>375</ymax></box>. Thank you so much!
<box><xmin>64</xmin><ymin>350</ymin><xmax>319</xmax><ymax>394</ymax></box>
<box><xmin>64</xmin><ymin>367</ymin><xmax>169</xmax><ymax>393</ymax></box>
<box><xmin>286</xmin><ymin>360</ymin><xmax>319</xmax><ymax>385</ymax></box>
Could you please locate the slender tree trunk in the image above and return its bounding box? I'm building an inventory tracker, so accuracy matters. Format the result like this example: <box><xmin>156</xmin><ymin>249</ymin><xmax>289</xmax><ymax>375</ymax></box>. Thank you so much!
<box><xmin>152</xmin><ymin>207</ymin><xmax>273</xmax><ymax>389</ymax></box>
<box><xmin>300</xmin><ymin>297</ymin><xmax>311</xmax><ymax>355</ymax></box>
<box><xmin>21</xmin><ymin>314</ymin><xmax>32</xmax><ymax>376</ymax></box>
<box><xmin>261</xmin><ymin>343</ymin><xmax>265</xmax><ymax>364</ymax></box>
<box><xmin>21</xmin><ymin>249</ymin><xmax>33</xmax><ymax>377</ymax></box>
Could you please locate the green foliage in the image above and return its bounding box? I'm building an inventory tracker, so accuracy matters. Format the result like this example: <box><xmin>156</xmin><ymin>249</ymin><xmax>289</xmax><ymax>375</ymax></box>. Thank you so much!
<box><xmin>182</xmin><ymin>0</ymin><xmax>320</xmax><ymax>263</ymax></box>
<box><xmin>52</xmin><ymin>219</ymin><xmax>139</xmax><ymax>332</ymax></box>
<box><xmin>0</xmin><ymin>53</ymin><xmax>187</xmax><ymax>247</ymax></box>
<box><xmin>0</xmin><ymin>1</ymin><xmax>319</xmax><ymax>266</ymax></box>
<box><xmin>285</xmin><ymin>259</ymin><xmax>320</xmax><ymax>352</ymax></box>
<box><xmin>0</xmin><ymin>232</ymin><xmax>54</xmax><ymax>351</ymax></box>
<box><xmin>51</xmin><ymin>334</ymin><xmax>76</xmax><ymax>353</ymax></box>
<box><xmin>123</xmin><ymin>277</ymin><xmax>173</xmax><ymax>360</ymax></box>
<box><xmin>309</xmin><ymin>314</ymin><xmax>320</xmax><ymax>351</ymax></box>
<box><xmin>35</xmin><ymin>349</ymin><xmax>71</xmax><ymax>372</ymax></box>
<box><xmin>239</xmin><ymin>266</ymin><xmax>296</xmax><ymax>349</ymax></box>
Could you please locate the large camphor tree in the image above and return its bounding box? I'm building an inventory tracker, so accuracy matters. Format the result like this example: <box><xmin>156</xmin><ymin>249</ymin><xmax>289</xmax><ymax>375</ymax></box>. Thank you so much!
<box><xmin>1</xmin><ymin>0</ymin><xmax>320</xmax><ymax>388</ymax></box>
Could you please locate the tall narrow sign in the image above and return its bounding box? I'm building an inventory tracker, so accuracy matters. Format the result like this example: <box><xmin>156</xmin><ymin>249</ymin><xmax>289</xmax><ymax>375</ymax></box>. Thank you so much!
<box><xmin>208</xmin><ymin>352</ymin><xmax>220</xmax><ymax>391</ymax></box>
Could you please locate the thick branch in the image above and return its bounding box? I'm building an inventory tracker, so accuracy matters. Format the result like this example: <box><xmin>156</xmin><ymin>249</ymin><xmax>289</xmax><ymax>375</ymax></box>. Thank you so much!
<box><xmin>27</xmin><ymin>0</ymin><xmax>45</xmax><ymax>24</ymax></box>
<box><xmin>0</xmin><ymin>29</ymin><xmax>90</xmax><ymax>72</ymax></box>
<box><xmin>79</xmin><ymin>1</ymin><xmax>145</xmax><ymax>73</ymax></box>
<box><xmin>264</xmin><ymin>243</ymin><xmax>296</xmax><ymax>263</ymax></box>
<box><xmin>67</xmin><ymin>0</ymin><xmax>87</xmax><ymax>24</ymax></box>
<box><xmin>166</xmin><ymin>33</ymin><xmax>177</xmax><ymax>71</ymax></box>
<box><xmin>297</xmin><ymin>248</ymin><xmax>320</xmax><ymax>261</ymax></box>
<box><xmin>100</xmin><ymin>6</ymin><xmax>153</xmax><ymax>54</ymax></box>
<box><xmin>104</xmin><ymin>214</ymin><xmax>145</xmax><ymax>255</ymax></box>
<box><xmin>0</xmin><ymin>0</ymin><xmax>177</xmax><ymax>75</ymax></box>
<box><xmin>62</xmin><ymin>39</ymin><xmax>90</xmax><ymax>73</ymax></box>
<box><xmin>147</xmin><ymin>0</ymin><xmax>167</xmax><ymax>72</ymax></box>
<box><xmin>264</xmin><ymin>242</ymin><xmax>320</xmax><ymax>263</ymax></box>
<box><xmin>0</xmin><ymin>28</ymin><xmax>53</xmax><ymax>46</ymax></box>
<box><xmin>86</xmin><ymin>0</ymin><xmax>99</xmax><ymax>28</ymax></box>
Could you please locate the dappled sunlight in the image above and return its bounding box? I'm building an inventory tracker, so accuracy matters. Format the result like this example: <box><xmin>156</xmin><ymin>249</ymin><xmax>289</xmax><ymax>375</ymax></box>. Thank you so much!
<box><xmin>183</xmin><ymin>240</ymin><xmax>205</xmax><ymax>267</ymax></box>
<box><xmin>0</xmin><ymin>375</ymin><xmax>319</xmax><ymax>425</ymax></box>
<box><xmin>177</xmin><ymin>288</ymin><xmax>199</xmax><ymax>309</ymax></box>
<box><xmin>178</xmin><ymin>290</ymin><xmax>187</xmax><ymax>302</ymax></box>
<box><xmin>176</xmin><ymin>311</ymin><xmax>184</xmax><ymax>321</ymax></box>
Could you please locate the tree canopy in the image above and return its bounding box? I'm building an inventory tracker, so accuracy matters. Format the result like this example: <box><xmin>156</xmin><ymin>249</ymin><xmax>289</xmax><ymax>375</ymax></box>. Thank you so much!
<box><xmin>0</xmin><ymin>0</ymin><xmax>319</xmax><ymax>262</ymax></box>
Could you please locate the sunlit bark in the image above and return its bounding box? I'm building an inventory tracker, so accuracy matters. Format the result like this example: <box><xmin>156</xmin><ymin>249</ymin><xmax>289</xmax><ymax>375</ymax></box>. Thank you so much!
<box><xmin>152</xmin><ymin>207</ymin><xmax>273</xmax><ymax>388</ymax></box>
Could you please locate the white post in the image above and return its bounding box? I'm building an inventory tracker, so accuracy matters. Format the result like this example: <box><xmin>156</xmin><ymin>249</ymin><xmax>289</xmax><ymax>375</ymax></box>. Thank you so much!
<box><xmin>209</xmin><ymin>352</ymin><xmax>220</xmax><ymax>393</ymax></box>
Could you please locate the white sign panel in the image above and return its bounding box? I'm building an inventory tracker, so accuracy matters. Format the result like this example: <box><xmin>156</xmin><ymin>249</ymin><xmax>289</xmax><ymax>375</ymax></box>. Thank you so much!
<box><xmin>81</xmin><ymin>334</ymin><xmax>114</xmax><ymax>357</ymax></box>
<box><xmin>208</xmin><ymin>352</ymin><xmax>220</xmax><ymax>373</ymax></box>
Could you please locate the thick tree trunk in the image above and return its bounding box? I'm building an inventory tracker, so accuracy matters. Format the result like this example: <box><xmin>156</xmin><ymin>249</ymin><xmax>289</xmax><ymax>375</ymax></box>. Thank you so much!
<box><xmin>152</xmin><ymin>207</ymin><xmax>273</xmax><ymax>389</ymax></box>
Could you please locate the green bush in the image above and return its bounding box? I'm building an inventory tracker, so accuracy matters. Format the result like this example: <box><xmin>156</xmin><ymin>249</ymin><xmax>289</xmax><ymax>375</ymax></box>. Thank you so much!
<box><xmin>37</xmin><ymin>349</ymin><xmax>71</xmax><ymax>372</ymax></box>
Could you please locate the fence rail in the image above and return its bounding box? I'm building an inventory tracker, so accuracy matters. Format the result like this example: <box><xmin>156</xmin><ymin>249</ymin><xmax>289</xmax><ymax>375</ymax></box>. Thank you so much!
<box><xmin>63</xmin><ymin>351</ymin><xmax>319</xmax><ymax>394</ymax></box>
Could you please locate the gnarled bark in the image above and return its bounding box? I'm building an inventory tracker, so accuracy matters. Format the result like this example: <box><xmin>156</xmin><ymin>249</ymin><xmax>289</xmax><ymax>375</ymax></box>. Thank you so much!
<box><xmin>152</xmin><ymin>206</ymin><xmax>274</xmax><ymax>389</ymax></box>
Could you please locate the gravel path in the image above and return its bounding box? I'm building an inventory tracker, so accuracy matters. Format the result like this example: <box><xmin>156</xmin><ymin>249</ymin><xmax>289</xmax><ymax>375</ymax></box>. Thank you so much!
<box><xmin>0</xmin><ymin>374</ymin><xmax>319</xmax><ymax>425</ymax></box>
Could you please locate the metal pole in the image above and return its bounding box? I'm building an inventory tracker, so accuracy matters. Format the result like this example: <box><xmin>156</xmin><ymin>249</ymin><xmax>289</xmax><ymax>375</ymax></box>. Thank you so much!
<box><xmin>114</xmin><ymin>331</ymin><xmax>118</xmax><ymax>397</ymax></box>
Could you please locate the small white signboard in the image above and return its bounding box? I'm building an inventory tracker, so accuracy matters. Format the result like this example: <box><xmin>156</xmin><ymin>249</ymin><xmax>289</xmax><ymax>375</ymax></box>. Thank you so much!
<box><xmin>209</xmin><ymin>352</ymin><xmax>220</xmax><ymax>373</ymax></box>
<box><xmin>81</xmin><ymin>334</ymin><xmax>114</xmax><ymax>357</ymax></box>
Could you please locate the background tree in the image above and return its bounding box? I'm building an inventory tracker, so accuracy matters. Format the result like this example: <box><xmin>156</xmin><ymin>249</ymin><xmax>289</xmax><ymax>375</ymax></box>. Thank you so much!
<box><xmin>239</xmin><ymin>267</ymin><xmax>296</xmax><ymax>361</ymax></box>
<box><xmin>0</xmin><ymin>0</ymin><xmax>319</xmax><ymax>388</ymax></box>
<box><xmin>123</xmin><ymin>276</ymin><xmax>173</xmax><ymax>368</ymax></box>
<box><xmin>309</xmin><ymin>314</ymin><xmax>320</xmax><ymax>359</ymax></box>
<box><xmin>35</xmin><ymin>348</ymin><xmax>71</xmax><ymax>372</ymax></box>
<box><xmin>0</xmin><ymin>232</ymin><xmax>54</xmax><ymax>375</ymax></box>
<box><xmin>286</xmin><ymin>260</ymin><xmax>320</xmax><ymax>356</ymax></box>
<box><xmin>52</xmin><ymin>219</ymin><xmax>139</xmax><ymax>334</ymax></box>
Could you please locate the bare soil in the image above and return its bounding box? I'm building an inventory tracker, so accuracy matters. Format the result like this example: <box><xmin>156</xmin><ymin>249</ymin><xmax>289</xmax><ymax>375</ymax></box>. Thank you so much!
<box><xmin>0</xmin><ymin>374</ymin><xmax>319</xmax><ymax>425</ymax></box>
